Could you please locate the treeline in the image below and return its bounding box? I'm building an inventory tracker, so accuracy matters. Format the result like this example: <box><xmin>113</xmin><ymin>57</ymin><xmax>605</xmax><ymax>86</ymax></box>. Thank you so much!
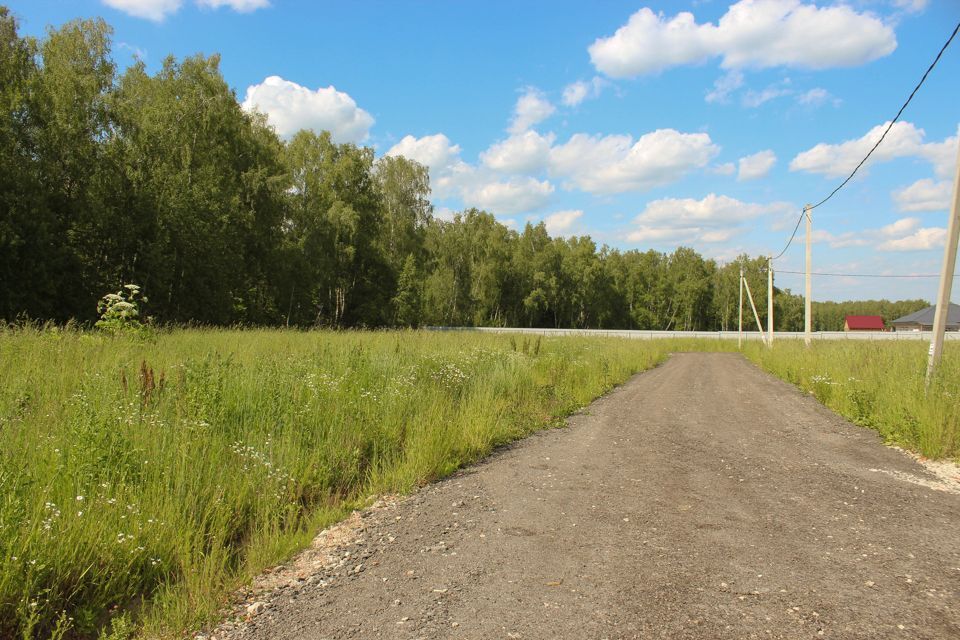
<box><xmin>0</xmin><ymin>11</ymin><xmax>927</xmax><ymax>331</ymax></box>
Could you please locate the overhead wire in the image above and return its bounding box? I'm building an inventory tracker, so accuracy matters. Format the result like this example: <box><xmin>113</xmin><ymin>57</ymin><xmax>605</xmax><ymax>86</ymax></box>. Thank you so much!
<box><xmin>768</xmin><ymin>20</ymin><xmax>960</xmax><ymax>262</ymax></box>
<box><xmin>774</xmin><ymin>270</ymin><xmax>960</xmax><ymax>279</ymax></box>
<box><xmin>808</xmin><ymin>20</ymin><xmax>959</xmax><ymax>212</ymax></box>
<box><xmin>770</xmin><ymin>211</ymin><xmax>805</xmax><ymax>261</ymax></box>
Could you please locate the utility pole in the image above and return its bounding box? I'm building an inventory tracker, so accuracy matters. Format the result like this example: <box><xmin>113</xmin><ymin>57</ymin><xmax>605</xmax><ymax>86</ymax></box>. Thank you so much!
<box><xmin>767</xmin><ymin>255</ymin><xmax>774</xmax><ymax>348</ymax></box>
<box><xmin>738</xmin><ymin>268</ymin><xmax>744</xmax><ymax>349</ymax></box>
<box><xmin>804</xmin><ymin>204</ymin><xmax>812</xmax><ymax>347</ymax></box>
<box><xmin>926</xmin><ymin>140</ymin><xmax>960</xmax><ymax>384</ymax></box>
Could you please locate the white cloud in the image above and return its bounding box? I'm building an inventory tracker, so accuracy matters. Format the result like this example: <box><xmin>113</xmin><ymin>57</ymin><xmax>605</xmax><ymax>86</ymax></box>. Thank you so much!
<box><xmin>705</xmin><ymin>70</ymin><xmax>744</xmax><ymax>104</ymax></box>
<box><xmin>386</xmin><ymin>133</ymin><xmax>461</xmax><ymax>172</ymax></box>
<box><xmin>548</xmin><ymin>129</ymin><xmax>719</xmax><ymax>194</ymax></box>
<box><xmin>480</xmin><ymin>131</ymin><xmax>554</xmax><ymax>174</ymax></box>
<box><xmin>589</xmin><ymin>1</ymin><xmax>896</xmax><ymax>78</ymax></box>
<box><xmin>741</xmin><ymin>83</ymin><xmax>791</xmax><ymax>108</ymax></box>
<box><xmin>628</xmin><ymin>194</ymin><xmax>792</xmax><ymax>244</ymax></box>
<box><xmin>197</xmin><ymin>0</ymin><xmax>268</xmax><ymax>10</ymax></box>
<box><xmin>789</xmin><ymin>121</ymin><xmax>926</xmax><ymax>178</ymax></box>
<box><xmin>385</xmin><ymin>133</ymin><xmax>474</xmax><ymax>199</ymax></box>
<box><xmin>814</xmin><ymin>216</ymin><xmax>944</xmax><ymax>252</ymax></box>
<box><xmin>462</xmin><ymin>177</ymin><xmax>554</xmax><ymax>215</ymax></box>
<box><xmin>879</xmin><ymin>216</ymin><xmax>921</xmax><ymax>237</ymax></box>
<box><xmin>433</xmin><ymin>207</ymin><xmax>457</xmax><ymax>222</ymax></box>
<box><xmin>102</xmin><ymin>0</ymin><xmax>182</xmax><ymax>21</ymax></box>
<box><xmin>103</xmin><ymin>0</ymin><xmax>268</xmax><ymax>20</ymax></box>
<box><xmin>562</xmin><ymin>77</ymin><xmax>606</xmax><ymax>107</ymax></box>
<box><xmin>242</xmin><ymin>76</ymin><xmax>374</xmax><ymax>143</ymax></box>
<box><xmin>878</xmin><ymin>227</ymin><xmax>946</xmax><ymax>251</ymax></box>
<box><xmin>509</xmin><ymin>88</ymin><xmax>556</xmax><ymax>134</ymax></box>
<box><xmin>543</xmin><ymin>210</ymin><xmax>584</xmax><ymax>235</ymax></box>
<box><xmin>635</xmin><ymin>193</ymin><xmax>789</xmax><ymax>226</ymax></box>
<box><xmin>387</xmin><ymin>133</ymin><xmax>554</xmax><ymax>214</ymax></box>
<box><xmin>919</xmin><ymin>132</ymin><xmax>958</xmax><ymax>180</ymax></box>
<box><xmin>710</xmin><ymin>162</ymin><xmax>736</xmax><ymax>176</ymax></box>
<box><xmin>738</xmin><ymin>150</ymin><xmax>777</xmax><ymax>181</ymax></box>
<box><xmin>893</xmin><ymin>179</ymin><xmax>953</xmax><ymax>212</ymax></box>
<box><xmin>797</xmin><ymin>87</ymin><xmax>839</xmax><ymax>108</ymax></box>
<box><xmin>892</xmin><ymin>0</ymin><xmax>928</xmax><ymax>14</ymax></box>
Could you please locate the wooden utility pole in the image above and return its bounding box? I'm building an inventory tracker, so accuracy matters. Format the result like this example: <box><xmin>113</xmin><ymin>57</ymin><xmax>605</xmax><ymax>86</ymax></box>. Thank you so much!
<box><xmin>743</xmin><ymin>276</ymin><xmax>766</xmax><ymax>346</ymax></box>
<box><xmin>767</xmin><ymin>256</ymin><xmax>774</xmax><ymax>348</ymax></box>
<box><xmin>926</xmin><ymin>140</ymin><xmax>960</xmax><ymax>384</ymax></box>
<box><xmin>804</xmin><ymin>204</ymin><xmax>812</xmax><ymax>347</ymax></box>
<box><xmin>738</xmin><ymin>269</ymin><xmax>744</xmax><ymax>349</ymax></box>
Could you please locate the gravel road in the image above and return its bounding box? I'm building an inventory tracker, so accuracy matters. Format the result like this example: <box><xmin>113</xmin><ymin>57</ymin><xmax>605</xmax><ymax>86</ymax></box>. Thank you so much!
<box><xmin>220</xmin><ymin>353</ymin><xmax>960</xmax><ymax>640</ymax></box>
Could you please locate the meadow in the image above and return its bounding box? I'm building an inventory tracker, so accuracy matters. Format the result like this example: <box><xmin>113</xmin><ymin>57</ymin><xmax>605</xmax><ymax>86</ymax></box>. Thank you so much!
<box><xmin>3</xmin><ymin>328</ymin><xmax>958</xmax><ymax>640</ymax></box>
<box><xmin>0</xmin><ymin>328</ymin><xmax>700</xmax><ymax>639</ymax></box>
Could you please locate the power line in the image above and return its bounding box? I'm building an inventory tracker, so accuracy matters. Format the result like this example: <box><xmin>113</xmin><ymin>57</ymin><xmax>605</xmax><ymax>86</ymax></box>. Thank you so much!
<box><xmin>808</xmin><ymin>21</ymin><xmax>959</xmax><ymax>212</ymax></box>
<box><xmin>774</xmin><ymin>270</ymin><xmax>960</xmax><ymax>279</ymax></box>
<box><xmin>770</xmin><ymin>210</ymin><xmax>805</xmax><ymax>261</ymax></box>
<box><xmin>769</xmin><ymin>20</ymin><xmax>960</xmax><ymax>262</ymax></box>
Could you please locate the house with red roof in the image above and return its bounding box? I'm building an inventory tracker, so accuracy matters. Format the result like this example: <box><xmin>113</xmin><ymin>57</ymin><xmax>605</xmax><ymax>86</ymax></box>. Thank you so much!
<box><xmin>843</xmin><ymin>315</ymin><xmax>885</xmax><ymax>332</ymax></box>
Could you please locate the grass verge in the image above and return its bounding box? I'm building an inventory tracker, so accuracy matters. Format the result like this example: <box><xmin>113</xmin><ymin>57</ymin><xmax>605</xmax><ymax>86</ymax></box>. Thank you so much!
<box><xmin>743</xmin><ymin>340</ymin><xmax>959</xmax><ymax>460</ymax></box>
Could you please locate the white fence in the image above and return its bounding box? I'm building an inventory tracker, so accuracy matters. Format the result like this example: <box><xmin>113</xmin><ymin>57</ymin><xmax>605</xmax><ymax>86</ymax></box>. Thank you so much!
<box><xmin>427</xmin><ymin>326</ymin><xmax>960</xmax><ymax>341</ymax></box>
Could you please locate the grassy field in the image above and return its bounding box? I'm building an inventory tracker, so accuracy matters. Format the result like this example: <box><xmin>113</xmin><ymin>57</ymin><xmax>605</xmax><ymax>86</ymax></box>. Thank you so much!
<box><xmin>744</xmin><ymin>340</ymin><xmax>960</xmax><ymax>459</ymax></box>
<box><xmin>4</xmin><ymin>329</ymin><xmax>958</xmax><ymax>639</ymax></box>
<box><xmin>0</xmin><ymin>328</ymin><xmax>713</xmax><ymax>639</ymax></box>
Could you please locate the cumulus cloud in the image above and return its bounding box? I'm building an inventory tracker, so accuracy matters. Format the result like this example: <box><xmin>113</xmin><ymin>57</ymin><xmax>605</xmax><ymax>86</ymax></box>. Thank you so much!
<box><xmin>878</xmin><ymin>227</ymin><xmax>946</xmax><ymax>251</ymax></box>
<box><xmin>919</xmin><ymin>132</ymin><xmax>959</xmax><ymax>180</ymax></box>
<box><xmin>387</xmin><ymin>133</ymin><xmax>461</xmax><ymax>172</ymax></box>
<box><xmin>387</xmin><ymin>133</ymin><xmax>554</xmax><ymax>214</ymax></box>
<box><xmin>813</xmin><ymin>216</ymin><xmax>944</xmax><ymax>252</ymax></box>
<box><xmin>102</xmin><ymin>0</ymin><xmax>183</xmax><ymax>21</ymax></box>
<box><xmin>893</xmin><ymin>179</ymin><xmax>953</xmax><ymax>212</ymax></box>
<box><xmin>480</xmin><ymin>131</ymin><xmax>555</xmax><ymax>174</ymax></box>
<box><xmin>562</xmin><ymin>77</ymin><xmax>607</xmax><ymax>107</ymax></box>
<box><xmin>385</xmin><ymin>133</ymin><xmax>474</xmax><ymax>199</ymax></box>
<box><xmin>892</xmin><ymin>0</ymin><xmax>928</xmax><ymax>13</ymax></box>
<box><xmin>548</xmin><ymin>129</ymin><xmax>719</xmax><ymax>194</ymax></box>
<box><xmin>709</xmin><ymin>162</ymin><xmax>736</xmax><ymax>176</ymax></box>
<box><xmin>588</xmin><ymin>1</ymin><xmax>896</xmax><ymax>78</ymax></box>
<box><xmin>462</xmin><ymin>177</ymin><xmax>554</xmax><ymax>215</ymax></box>
<box><xmin>869</xmin><ymin>216</ymin><xmax>945</xmax><ymax>252</ymax></box>
<box><xmin>197</xmin><ymin>0</ymin><xmax>268</xmax><ymax>10</ymax></box>
<box><xmin>103</xmin><ymin>0</ymin><xmax>268</xmax><ymax>20</ymax></box>
<box><xmin>790</xmin><ymin>121</ymin><xmax>925</xmax><ymax>178</ymax></box>
<box><xmin>628</xmin><ymin>194</ymin><xmax>792</xmax><ymax>245</ymax></box>
<box><xmin>738</xmin><ymin>150</ymin><xmax>777</xmax><ymax>181</ymax></box>
<box><xmin>509</xmin><ymin>88</ymin><xmax>556</xmax><ymax>134</ymax></box>
<box><xmin>242</xmin><ymin>76</ymin><xmax>374</xmax><ymax>143</ymax></box>
<box><xmin>543</xmin><ymin>210</ymin><xmax>584</xmax><ymax>235</ymax></box>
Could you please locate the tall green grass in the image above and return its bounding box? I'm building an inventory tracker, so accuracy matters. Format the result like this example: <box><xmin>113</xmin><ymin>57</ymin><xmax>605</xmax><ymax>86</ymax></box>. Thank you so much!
<box><xmin>743</xmin><ymin>340</ymin><xmax>960</xmax><ymax>459</ymax></box>
<box><xmin>0</xmin><ymin>328</ymin><xmax>685</xmax><ymax>639</ymax></box>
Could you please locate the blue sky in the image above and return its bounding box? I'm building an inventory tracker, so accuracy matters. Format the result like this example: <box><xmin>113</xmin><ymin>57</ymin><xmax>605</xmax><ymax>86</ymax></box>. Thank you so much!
<box><xmin>9</xmin><ymin>0</ymin><xmax>960</xmax><ymax>302</ymax></box>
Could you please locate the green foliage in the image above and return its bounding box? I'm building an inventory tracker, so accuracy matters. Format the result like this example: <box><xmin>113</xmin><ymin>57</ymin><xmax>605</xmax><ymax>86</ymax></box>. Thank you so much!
<box><xmin>0</xmin><ymin>327</ymin><xmax>683</xmax><ymax>639</ymax></box>
<box><xmin>94</xmin><ymin>284</ymin><xmax>147</xmax><ymax>335</ymax></box>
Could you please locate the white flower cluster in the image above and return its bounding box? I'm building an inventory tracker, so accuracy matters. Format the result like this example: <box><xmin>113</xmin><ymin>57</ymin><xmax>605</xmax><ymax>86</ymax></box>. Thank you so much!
<box><xmin>230</xmin><ymin>441</ymin><xmax>294</xmax><ymax>490</ymax></box>
<box><xmin>430</xmin><ymin>362</ymin><xmax>469</xmax><ymax>389</ymax></box>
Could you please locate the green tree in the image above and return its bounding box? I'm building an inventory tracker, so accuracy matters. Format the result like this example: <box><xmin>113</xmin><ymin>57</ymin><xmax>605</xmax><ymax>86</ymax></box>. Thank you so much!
<box><xmin>392</xmin><ymin>254</ymin><xmax>423</xmax><ymax>327</ymax></box>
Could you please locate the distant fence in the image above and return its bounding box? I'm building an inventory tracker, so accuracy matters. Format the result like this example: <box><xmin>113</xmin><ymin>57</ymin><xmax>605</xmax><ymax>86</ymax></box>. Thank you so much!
<box><xmin>427</xmin><ymin>327</ymin><xmax>960</xmax><ymax>341</ymax></box>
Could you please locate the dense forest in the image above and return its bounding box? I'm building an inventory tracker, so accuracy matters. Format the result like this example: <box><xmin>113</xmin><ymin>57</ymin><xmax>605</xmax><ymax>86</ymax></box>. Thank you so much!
<box><xmin>0</xmin><ymin>10</ymin><xmax>927</xmax><ymax>331</ymax></box>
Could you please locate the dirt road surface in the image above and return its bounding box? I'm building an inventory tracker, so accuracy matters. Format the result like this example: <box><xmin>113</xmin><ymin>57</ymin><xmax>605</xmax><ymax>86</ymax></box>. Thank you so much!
<box><xmin>220</xmin><ymin>353</ymin><xmax>960</xmax><ymax>639</ymax></box>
